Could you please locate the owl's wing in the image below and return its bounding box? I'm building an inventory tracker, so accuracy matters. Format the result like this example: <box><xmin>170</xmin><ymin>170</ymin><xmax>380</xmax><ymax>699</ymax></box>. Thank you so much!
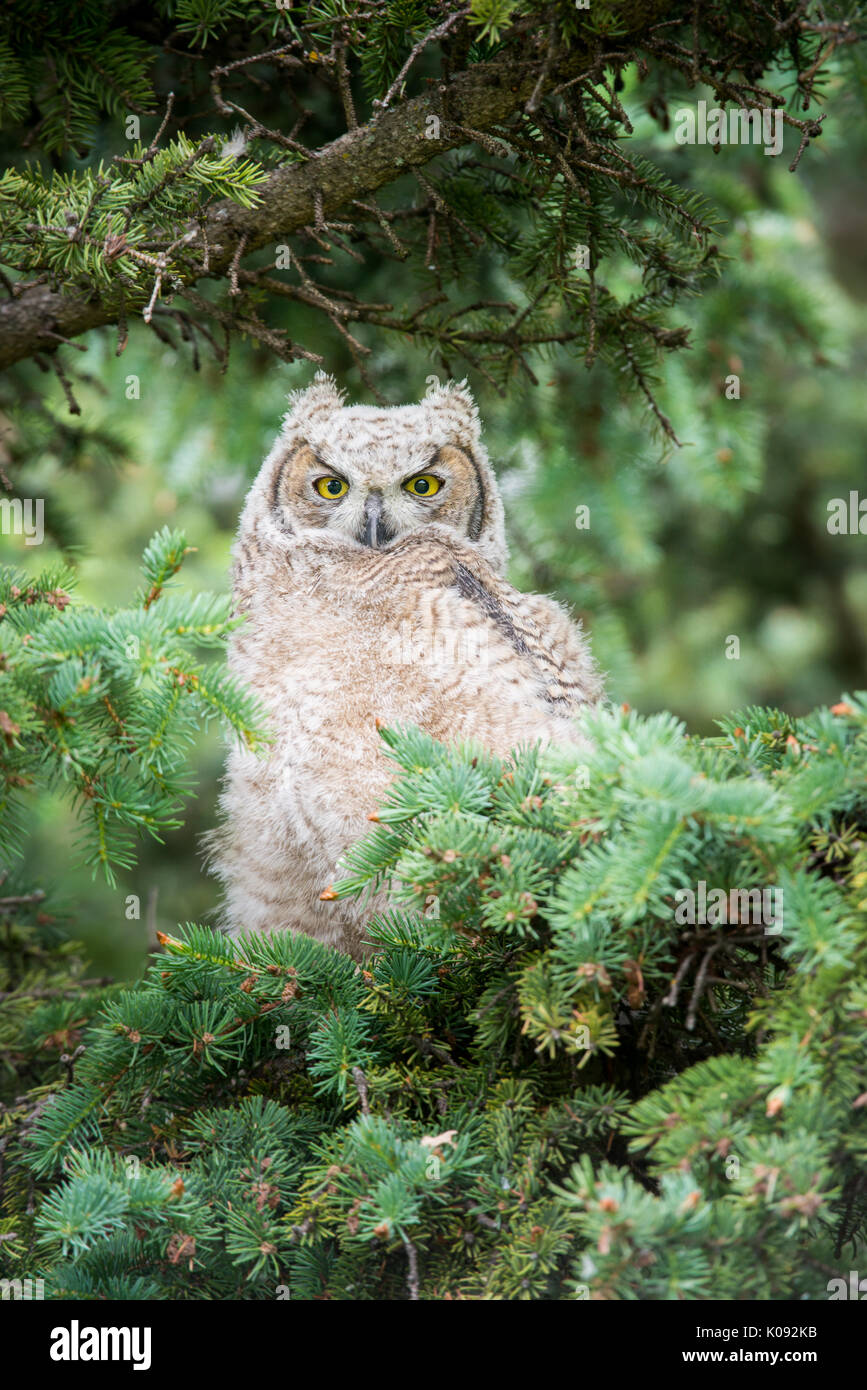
<box><xmin>355</xmin><ymin>528</ymin><xmax>602</xmax><ymax>713</ymax></box>
<box><xmin>511</xmin><ymin>591</ymin><xmax>604</xmax><ymax>709</ymax></box>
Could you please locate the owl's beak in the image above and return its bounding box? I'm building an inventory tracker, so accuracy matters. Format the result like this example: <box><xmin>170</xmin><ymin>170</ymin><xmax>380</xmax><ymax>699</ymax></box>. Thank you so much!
<box><xmin>359</xmin><ymin>492</ymin><xmax>395</xmax><ymax>548</ymax></box>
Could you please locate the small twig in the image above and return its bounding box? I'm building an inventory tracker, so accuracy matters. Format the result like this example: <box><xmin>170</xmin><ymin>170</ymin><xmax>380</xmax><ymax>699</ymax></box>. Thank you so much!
<box><xmin>661</xmin><ymin>951</ymin><xmax>695</xmax><ymax>1010</ymax></box>
<box><xmin>526</xmin><ymin>20</ymin><xmax>559</xmax><ymax>115</ymax></box>
<box><xmin>618</xmin><ymin>331</ymin><xmax>682</xmax><ymax>446</ymax></box>
<box><xmin>46</xmin><ymin>354</ymin><xmax>82</xmax><ymax>416</ymax></box>
<box><xmin>60</xmin><ymin>1044</ymin><xmax>86</xmax><ymax>1086</ymax></box>
<box><xmin>788</xmin><ymin>115</ymin><xmax>825</xmax><ymax>173</ymax></box>
<box><xmin>123</xmin><ymin>135</ymin><xmax>216</xmax><ymax>223</ymax></box>
<box><xmin>686</xmin><ymin>943</ymin><xmax>720</xmax><ymax>1031</ymax></box>
<box><xmin>351</xmin><ymin>200</ymin><xmax>408</xmax><ymax>259</ymax></box>
<box><xmin>414</xmin><ymin>169</ymin><xmax>484</xmax><ymax>248</ymax></box>
<box><xmin>178</xmin><ymin>286</ymin><xmax>321</xmax><ymax>365</ymax></box>
<box><xmin>228</xmin><ymin>232</ymin><xmax>248</xmax><ymax>297</ymax></box>
<box><xmin>375</xmin><ymin>9</ymin><xmax>470</xmax><ymax>113</ymax></box>
<box><xmin>0</xmin><ymin>890</ymin><xmax>46</xmax><ymax>909</ymax></box>
<box><xmin>113</xmin><ymin>92</ymin><xmax>175</xmax><ymax>169</ymax></box>
<box><xmin>142</xmin><ymin>264</ymin><xmax>165</xmax><ymax>325</ymax></box>
<box><xmin>150</xmin><ymin>91</ymin><xmax>176</xmax><ymax>153</ymax></box>
<box><xmin>403</xmin><ymin>1235</ymin><xmax>420</xmax><ymax>1301</ymax></box>
<box><xmin>214</xmin><ymin>99</ymin><xmax>312</xmax><ymax>158</ymax></box>
<box><xmin>448</xmin><ymin>122</ymin><xmax>513</xmax><ymax>159</ymax></box>
<box><xmin>463</xmin><ymin>1201</ymin><xmax>500</xmax><ymax>1231</ymax></box>
<box><xmin>336</xmin><ymin>44</ymin><xmax>358</xmax><ymax>129</ymax></box>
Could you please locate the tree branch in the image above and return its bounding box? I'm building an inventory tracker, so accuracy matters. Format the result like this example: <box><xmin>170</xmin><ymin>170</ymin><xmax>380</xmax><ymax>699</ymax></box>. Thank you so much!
<box><xmin>0</xmin><ymin>8</ymin><xmax>667</xmax><ymax>372</ymax></box>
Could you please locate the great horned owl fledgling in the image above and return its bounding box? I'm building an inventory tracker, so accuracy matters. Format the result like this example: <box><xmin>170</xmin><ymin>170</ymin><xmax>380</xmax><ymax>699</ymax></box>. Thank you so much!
<box><xmin>209</xmin><ymin>374</ymin><xmax>602</xmax><ymax>958</ymax></box>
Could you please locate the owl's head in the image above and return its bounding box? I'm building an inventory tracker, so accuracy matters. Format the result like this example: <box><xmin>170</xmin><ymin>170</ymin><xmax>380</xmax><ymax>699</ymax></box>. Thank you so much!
<box><xmin>246</xmin><ymin>372</ymin><xmax>507</xmax><ymax>573</ymax></box>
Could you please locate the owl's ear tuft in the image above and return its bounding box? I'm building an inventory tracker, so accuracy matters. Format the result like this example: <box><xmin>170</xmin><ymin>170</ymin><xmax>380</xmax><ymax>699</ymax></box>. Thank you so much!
<box><xmin>423</xmin><ymin>377</ymin><xmax>480</xmax><ymax>441</ymax></box>
<box><xmin>283</xmin><ymin>371</ymin><xmax>345</xmax><ymax>433</ymax></box>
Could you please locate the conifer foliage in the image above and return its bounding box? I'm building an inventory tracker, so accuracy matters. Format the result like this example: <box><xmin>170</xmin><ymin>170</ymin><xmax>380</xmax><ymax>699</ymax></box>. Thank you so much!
<box><xmin>2</xmin><ymin>702</ymin><xmax>865</xmax><ymax>1299</ymax></box>
<box><xmin>0</xmin><ymin>527</ymin><xmax>265</xmax><ymax>879</ymax></box>
<box><xmin>0</xmin><ymin>1</ymin><xmax>857</xmax><ymax>413</ymax></box>
<box><xmin>1</xmin><ymin>0</ymin><xmax>865</xmax><ymax>1310</ymax></box>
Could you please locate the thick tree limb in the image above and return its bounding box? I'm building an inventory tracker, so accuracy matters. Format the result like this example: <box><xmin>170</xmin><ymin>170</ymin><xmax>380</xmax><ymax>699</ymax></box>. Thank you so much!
<box><xmin>0</xmin><ymin>19</ymin><xmax>655</xmax><ymax>372</ymax></box>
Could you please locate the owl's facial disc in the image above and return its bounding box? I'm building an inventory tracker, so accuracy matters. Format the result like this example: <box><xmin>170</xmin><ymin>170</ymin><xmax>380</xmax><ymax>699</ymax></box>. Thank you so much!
<box><xmin>273</xmin><ymin>437</ymin><xmax>488</xmax><ymax>549</ymax></box>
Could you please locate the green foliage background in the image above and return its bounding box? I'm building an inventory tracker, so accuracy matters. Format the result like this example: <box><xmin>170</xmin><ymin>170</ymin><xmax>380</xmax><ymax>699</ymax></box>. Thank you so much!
<box><xmin>3</xmin><ymin>58</ymin><xmax>865</xmax><ymax>979</ymax></box>
<box><xmin>1</xmin><ymin>2</ymin><xmax>866</xmax><ymax>1305</ymax></box>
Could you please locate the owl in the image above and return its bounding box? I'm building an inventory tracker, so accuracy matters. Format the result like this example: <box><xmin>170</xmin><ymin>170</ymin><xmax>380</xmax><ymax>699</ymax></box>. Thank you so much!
<box><xmin>208</xmin><ymin>373</ymin><xmax>602</xmax><ymax>958</ymax></box>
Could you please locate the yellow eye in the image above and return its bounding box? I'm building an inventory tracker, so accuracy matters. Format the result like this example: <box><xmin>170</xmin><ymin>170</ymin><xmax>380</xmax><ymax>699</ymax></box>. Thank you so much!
<box><xmin>315</xmin><ymin>476</ymin><xmax>348</xmax><ymax>499</ymax></box>
<box><xmin>404</xmin><ymin>474</ymin><xmax>441</xmax><ymax>497</ymax></box>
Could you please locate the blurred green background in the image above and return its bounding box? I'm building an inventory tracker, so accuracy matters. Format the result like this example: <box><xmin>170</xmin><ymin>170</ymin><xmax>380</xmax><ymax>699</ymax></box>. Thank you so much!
<box><xmin>2</xmin><ymin>67</ymin><xmax>865</xmax><ymax>980</ymax></box>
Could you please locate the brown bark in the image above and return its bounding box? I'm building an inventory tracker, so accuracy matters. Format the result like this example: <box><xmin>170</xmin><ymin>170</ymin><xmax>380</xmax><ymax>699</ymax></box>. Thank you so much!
<box><xmin>0</xmin><ymin>8</ymin><xmax>665</xmax><ymax>370</ymax></box>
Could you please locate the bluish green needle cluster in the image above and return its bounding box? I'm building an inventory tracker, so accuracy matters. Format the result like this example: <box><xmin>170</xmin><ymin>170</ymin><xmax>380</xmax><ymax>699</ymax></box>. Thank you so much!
<box><xmin>2</xmin><ymin>698</ymin><xmax>865</xmax><ymax>1299</ymax></box>
<box><xmin>0</xmin><ymin>528</ymin><xmax>266</xmax><ymax>880</ymax></box>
